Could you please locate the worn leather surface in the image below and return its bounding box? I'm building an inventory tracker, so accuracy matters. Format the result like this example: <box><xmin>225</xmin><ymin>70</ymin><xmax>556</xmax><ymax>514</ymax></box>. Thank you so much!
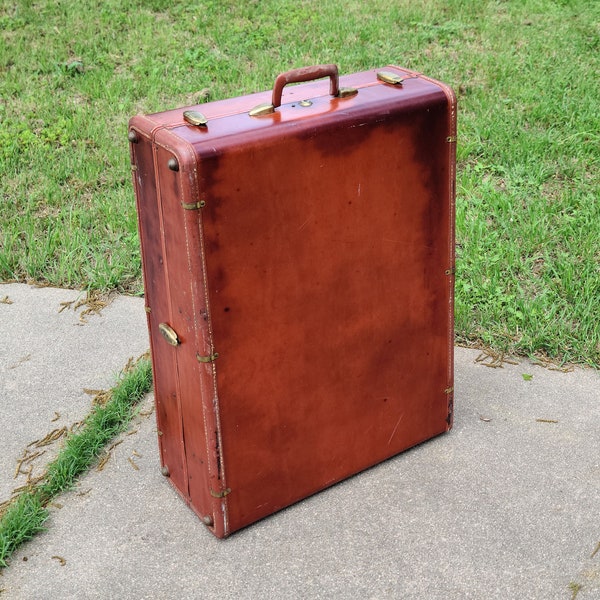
<box><xmin>130</xmin><ymin>66</ymin><xmax>456</xmax><ymax>537</ymax></box>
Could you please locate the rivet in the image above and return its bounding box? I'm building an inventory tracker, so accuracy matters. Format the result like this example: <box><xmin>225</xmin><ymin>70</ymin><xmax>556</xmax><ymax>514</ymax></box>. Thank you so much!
<box><xmin>168</xmin><ymin>158</ymin><xmax>179</xmax><ymax>172</ymax></box>
<box><xmin>202</xmin><ymin>515</ymin><xmax>214</xmax><ymax>526</ymax></box>
<box><xmin>160</xmin><ymin>465</ymin><xmax>170</xmax><ymax>477</ymax></box>
<box><xmin>299</xmin><ymin>99</ymin><xmax>312</xmax><ymax>107</ymax></box>
<box><xmin>128</xmin><ymin>130</ymin><xmax>138</xmax><ymax>143</ymax></box>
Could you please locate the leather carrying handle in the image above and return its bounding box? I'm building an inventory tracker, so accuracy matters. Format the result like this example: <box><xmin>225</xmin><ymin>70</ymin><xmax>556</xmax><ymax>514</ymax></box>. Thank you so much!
<box><xmin>272</xmin><ymin>64</ymin><xmax>340</xmax><ymax>108</ymax></box>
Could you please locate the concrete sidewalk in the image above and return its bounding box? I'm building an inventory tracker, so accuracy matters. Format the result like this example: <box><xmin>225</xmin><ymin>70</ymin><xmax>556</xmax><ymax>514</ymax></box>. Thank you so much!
<box><xmin>0</xmin><ymin>282</ymin><xmax>598</xmax><ymax>599</ymax></box>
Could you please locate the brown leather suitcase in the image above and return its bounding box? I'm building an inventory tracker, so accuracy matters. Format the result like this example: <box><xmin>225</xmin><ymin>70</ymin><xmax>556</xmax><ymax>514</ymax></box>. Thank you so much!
<box><xmin>129</xmin><ymin>64</ymin><xmax>456</xmax><ymax>538</ymax></box>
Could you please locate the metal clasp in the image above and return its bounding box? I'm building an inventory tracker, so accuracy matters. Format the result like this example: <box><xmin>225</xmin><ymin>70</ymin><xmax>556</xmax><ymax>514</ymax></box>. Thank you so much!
<box><xmin>377</xmin><ymin>71</ymin><xmax>404</xmax><ymax>85</ymax></box>
<box><xmin>158</xmin><ymin>323</ymin><xmax>180</xmax><ymax>346</ymax></box>
<box><xmin>183</xmin><ymin>110</ymin><xmax>208</xmax><ymax>127</ymax></box>
<box><xmin>196</xmin><ymin>351</ymin><xmax>219</xmax><ymax>363</ymax></box>
<box><xmin>249</xmin><ymin>103</ymin><xmax>275</xmax><ymax>117</ymax></box>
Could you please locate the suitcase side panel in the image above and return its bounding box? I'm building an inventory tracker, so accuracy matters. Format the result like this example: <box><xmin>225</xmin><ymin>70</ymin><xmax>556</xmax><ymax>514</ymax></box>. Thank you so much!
<box><xmin>191</xmin><ymin>85</ymin><xmax>456</xmax><ymax>532</ymax></box>
<box><xmin>413</xmin><ymin>71</ymin><xmax>457</xmax><ymax>429</ymax></box>
<box><xmin>129</xmin><ymin>120</ymin><xmax>188</xmax><ymax>498</ymax></box>
<box><xmin>152</xmin><ymin>139</ymin><xmax>229</xmax><ymax>537</ymax></box>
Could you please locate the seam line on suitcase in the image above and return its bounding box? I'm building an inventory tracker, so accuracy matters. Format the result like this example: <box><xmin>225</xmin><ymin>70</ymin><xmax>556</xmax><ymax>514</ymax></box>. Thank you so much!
<box><xmin>409</xmin><ymin>68</ymin><xmax>457</xmax><ymax>425</ymax></box>
<box><xmin>177</xmin><ymin>137</ymin><xmax>218</xmax><ymax>520</ymax></box>
<box><xmin>129</xmin><ymin>136</ymin><xmax>170</xmax><ymax>472</ymax></box>
<box><xmin>418</xmin><ymin>73</ymin><xmax>457</xmax><ymax>426</ymax></box>
<box><xmin>173</xmin><ymin>134</ymin><xmax>231</xmax><ymax>535</ymax></box>
<box><xmin>153</xmin><ymin>142</ymin><xmax>192</xmax><ymax>495</ymax></box>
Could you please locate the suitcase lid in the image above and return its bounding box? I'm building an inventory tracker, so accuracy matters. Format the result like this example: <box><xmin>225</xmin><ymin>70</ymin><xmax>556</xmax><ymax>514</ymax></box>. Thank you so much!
<box><xmin>130</xmin><ymin>65</ymin><xmax>455</xmax><ymax>151</ymax></box>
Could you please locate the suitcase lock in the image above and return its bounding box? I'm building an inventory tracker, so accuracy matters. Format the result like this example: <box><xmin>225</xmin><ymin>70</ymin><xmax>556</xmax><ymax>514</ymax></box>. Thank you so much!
<box><xmin>158</xmin><ymin>323</ymin><xmax>180</xmax><ymax>346</ymax></box>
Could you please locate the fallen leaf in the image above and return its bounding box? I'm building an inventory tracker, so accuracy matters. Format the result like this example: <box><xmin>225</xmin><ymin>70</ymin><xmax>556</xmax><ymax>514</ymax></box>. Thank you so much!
<box><xmin>58</xmin><ymin>300</ymin><xmax>74</xmax><ymax>313</ymax></box>
<box><xmin>522</xmin><ymin>373</ymin><xmax>533</xmax><ymax>381</ymax></box>
<box><xmin>96</xmin><ymin>451</ymin><xmax>111</xmax><ymax>471</ymax></box>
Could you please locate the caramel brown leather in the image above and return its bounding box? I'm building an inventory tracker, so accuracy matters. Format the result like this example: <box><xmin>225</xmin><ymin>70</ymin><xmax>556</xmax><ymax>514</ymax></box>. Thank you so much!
<box><xmin>130</xmin><ymin>65</ymin><xmax>456</xmax><ymax>538</ymax></box>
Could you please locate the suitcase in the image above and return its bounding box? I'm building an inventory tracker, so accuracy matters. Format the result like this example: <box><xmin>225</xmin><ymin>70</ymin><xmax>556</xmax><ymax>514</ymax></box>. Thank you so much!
<box><xmin>129</xmin><ymin>64</ymin><xmax>456</xmax><ymax>538</ymax></box>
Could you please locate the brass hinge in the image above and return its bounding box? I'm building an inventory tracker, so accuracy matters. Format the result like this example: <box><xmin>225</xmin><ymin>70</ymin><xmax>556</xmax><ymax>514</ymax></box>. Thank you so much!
<box><xmin>196</xmin><ymin>351</ymin><xmax>219</xmax><ymax>363</ymax></box>
<box><xmin>444</xmin><ymin>387</ymin><xmax>454</xmax><ymax>394</ymax></box>
<box><xmin>210</xmin><ymin>487</ymin><xmax>231</xmax><ymax>498</ymax></box>
<box><xmin>181</xmin><ymin>200</ymin><xmax>206</xmax><ymax>210</ymax></box>
<box><xmin>446</xmin><ymin>135</ymin><xmax>457</xmax><ymax>143</ymax></box>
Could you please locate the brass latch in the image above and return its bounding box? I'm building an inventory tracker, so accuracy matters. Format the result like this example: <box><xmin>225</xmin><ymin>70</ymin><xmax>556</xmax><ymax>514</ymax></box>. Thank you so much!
<box><xmin>249</xmin><ymin>102</ymin><xmax>275</xmax><ymax>117</ymax></box>
<box><xmin>158</xmin><ymin>323</ymin><xmax>180</xmax><ymax>346</ymax></box>
<box><xmin>183</xmin><ymin>110</ymin><xmax>208</xmax><ymax>127</ymax></box>
<box><xmin>337</xmin><ymin>86</ymin><xmax>358</xmax><ymax>98</ymax></box>
<box><xmin>377</xmin><ymin>71</ymin><xmax>404</xmax><ymax>85</ymax></box>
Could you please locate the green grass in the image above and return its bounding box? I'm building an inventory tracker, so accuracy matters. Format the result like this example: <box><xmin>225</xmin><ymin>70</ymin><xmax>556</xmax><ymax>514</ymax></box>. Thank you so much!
<box><xmin>1</xmin><ymin>0</ymin><xmax>598</xmax><ymax>366</ymax></box>
<box><xmin>0</xmin><ymin>357</ymin><xmax>152</xmax><ymax>568</ymax></box>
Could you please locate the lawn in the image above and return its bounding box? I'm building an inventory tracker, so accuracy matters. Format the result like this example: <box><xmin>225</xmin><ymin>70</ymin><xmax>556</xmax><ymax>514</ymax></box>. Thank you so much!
<box><xmin>1</xmin><ymin>0</ymin><xmax>598</xmax><ymax>366</ymax></box>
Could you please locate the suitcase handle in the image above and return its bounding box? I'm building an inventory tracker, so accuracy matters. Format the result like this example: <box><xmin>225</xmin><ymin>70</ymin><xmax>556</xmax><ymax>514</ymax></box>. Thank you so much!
<box><xmin>272</xmin><ymin>64</ymin><xmax>340</xmax><ymax>108</ymax></box>
<box><xmin>249</xmin><ymin>65</ymin><xmax>357</xmax><ymax>117</ymax></box>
